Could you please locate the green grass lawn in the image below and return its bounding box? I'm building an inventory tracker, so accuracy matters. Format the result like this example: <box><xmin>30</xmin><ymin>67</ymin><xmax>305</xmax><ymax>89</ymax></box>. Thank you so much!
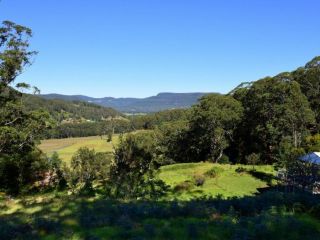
<box><xmin>39</xmin><ymin>135</ymin><xmax>119</xmax><ymax>163</ymax></box>
<box><xmin>159</xmin><ymin>162</ymin><xmax>276</xmax><ymax>200</ymax></box>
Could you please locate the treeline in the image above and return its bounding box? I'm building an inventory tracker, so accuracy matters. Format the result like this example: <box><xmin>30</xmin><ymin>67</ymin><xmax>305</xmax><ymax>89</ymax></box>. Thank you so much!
<box><xmin>135</xmin><ymin>56</ymin><xmax>320</xmax><ymax>166</ymax></box>
<box><xmin>44</xmin><ymin>120</ymin><xmax>132</xmax><ymax>138</ymax></box>
<box><xmin>40</xmin><ymin>104</ymin><xmax>190</xmax><ymax>139</ymax></box>
<box><xmin>23</xmin><ymin>95</ymin><xmax>191</xmax><ymax>139</ymax></box>
<box><xmin>129</xmin><ymin>109</ymin><xmax>189</xmax><ymax>130</ymax></box>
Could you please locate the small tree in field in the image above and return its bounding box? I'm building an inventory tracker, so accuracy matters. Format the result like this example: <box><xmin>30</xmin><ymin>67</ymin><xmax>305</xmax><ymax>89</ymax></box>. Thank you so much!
<box><xmin>246</xmin><ymin>153</ymin><xmax>260</xmax><ymax>170</ymax></box>
<box><xmin>66</xmin><ymin>147</ymin><xmax>111</xmax><ymax>194</ymax></box>
<box><xmin>107</xmin><ymin>132</ymin><xmax>168</xmax><ymax>199</ymax></box>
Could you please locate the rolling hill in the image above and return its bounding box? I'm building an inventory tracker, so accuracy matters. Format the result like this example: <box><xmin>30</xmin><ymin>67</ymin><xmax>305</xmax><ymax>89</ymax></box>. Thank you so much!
<box><xmin>22</xmin><ymin>94</ymin><xmax>123</xmax><ymax>123</ymax></box>
<box><xmin>40</xmin><ymin>92</ymin><xmax>210</xmax><ymax>113</ymax></box>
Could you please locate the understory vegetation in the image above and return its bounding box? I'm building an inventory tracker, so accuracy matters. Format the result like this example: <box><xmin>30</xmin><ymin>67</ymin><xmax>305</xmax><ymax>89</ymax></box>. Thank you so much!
<box><xmin>0</xmin><ymin>191</ymin><xmax>319</xmax><ymax>239</ymax></box>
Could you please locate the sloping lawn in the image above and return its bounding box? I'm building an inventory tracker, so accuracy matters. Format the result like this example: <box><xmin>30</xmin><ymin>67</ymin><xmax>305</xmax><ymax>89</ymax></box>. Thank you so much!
<box><xmin>159</xmin><ymin>162</ymin><xmax>276</xmax><ymax>200</ymax></box>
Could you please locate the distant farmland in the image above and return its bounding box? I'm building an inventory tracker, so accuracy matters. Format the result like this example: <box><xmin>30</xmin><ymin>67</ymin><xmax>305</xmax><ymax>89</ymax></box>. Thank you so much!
<box><xmin>39</xmin><ymin>135</ymin><xmax>119</xmax><ymax>163</ymax></box>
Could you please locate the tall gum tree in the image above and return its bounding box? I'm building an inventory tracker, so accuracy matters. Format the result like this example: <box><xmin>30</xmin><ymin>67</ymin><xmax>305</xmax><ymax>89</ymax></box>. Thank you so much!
<box><xmin>189</xmin><ymin>94</ymin><xmax>243</xmax><ymax>163</ymax></box>
<box><xmin>0</xmin><ymin>21</ymin><xmax>49</xmax><ymax>193</ymax></box>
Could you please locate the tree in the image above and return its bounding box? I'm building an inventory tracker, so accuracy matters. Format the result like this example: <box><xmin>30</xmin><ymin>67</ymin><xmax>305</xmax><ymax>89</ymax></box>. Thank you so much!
<box><xmin>188</xmin><ymin>94</ymin><xmax>243</xmax><ymax>162</ymax></box>
<box><xmin>98</xmin><ymin>120</ymin><xmax>115</xmax><ymax>142</ymax></box>
<box><xmin>292</xmin><ymin>56</ymin><xmax>320</xmax><ymax>131</ymax></box>
<box><xmin>235</xmin><ymin>75</ymin><xmax>315</xmax><ymax>164</ymax></box>
<box><xmin>155</xmin><ymin>120</ymin><xmax>191</xmax><ymax>164</ymax></box>
<box><xmin>66</xmin><ymin>147</ymin><xmax>111</xmax><ymax>194</ymax></box>
<box><xmin>0</xmin><ymin>21</ymin><xmax>49</xmax><ymax>193</ymax></box>
<box><xmin>47</xmin><ymin>152</ymin><xmax>67</xmax><ymax>189</ymax></box>
<box><xmin>108</xmin><ymin>132</ymin><xmax>167</xmax><ymax>199</ymax></box>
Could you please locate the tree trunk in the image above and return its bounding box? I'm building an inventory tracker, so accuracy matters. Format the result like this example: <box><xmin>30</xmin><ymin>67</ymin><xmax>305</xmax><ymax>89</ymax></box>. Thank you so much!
<box><xmin>215</xmin><ymin>149</ymin><xmax>223</xmax><ymax>163</ymax></box>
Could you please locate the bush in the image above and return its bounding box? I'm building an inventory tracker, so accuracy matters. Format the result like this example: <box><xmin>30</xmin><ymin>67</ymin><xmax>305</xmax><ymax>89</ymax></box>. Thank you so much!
<box><xmin>108</xmin><ymin>132</ymin><xmax>168</xmax><ymax>199</ymax></box>
<box><xmin>310</xmin><ymin>204</ymin><xmax>320</xmax><ymax>219</ymax></box>
<box><xmin>218</xmin><ymin>154</ymin><xmax>230</xmax><ymax>164</ymax></box>
<box><xmin>235</xmin><ymin>167</ymin><xmax>246</xmax><ymax>174</ymax></box>
<box><xmin>205</xmin><ymin>168</ymin><xmax>217</xmax><ymax>178</ymax></box>
<box><xmin>193</xmin><ymin>174</ymin><xmax>205</xmax><ymax>186</ymax></box>
<box><xmin>0</xmin><ymin>149</ymin><xmax>50</xmax><ymax>194</ymax></box>
<box><xmin>246</xmin><ymin>153</ymin><xmax>260</xmax><ymax>167</ymax></box>
<box><xmin>174</xmin><ymin>181</ymin><xmax>193</xmax><ymax>192</ymax></box>
<box><xmin>205</xmin><ymin>166</ymin><xmax>224</xmax><ymax>178</ymax></box>
<box><xmin>65</xmin><ymin>147</ymin><xmax>111</xmax><ymax>194</ymax></box>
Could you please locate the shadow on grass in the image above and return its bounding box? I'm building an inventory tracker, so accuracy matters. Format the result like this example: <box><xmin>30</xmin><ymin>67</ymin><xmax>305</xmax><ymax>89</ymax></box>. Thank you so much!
<box><xmin>0</xmin><ymin>189</ymin><xmax>320</xmax><ymax>240</ymax></box>
<box><xmin>247</xmin><ymin>169</ymin><xmax>275</xmax><ymax>186</ymax></box>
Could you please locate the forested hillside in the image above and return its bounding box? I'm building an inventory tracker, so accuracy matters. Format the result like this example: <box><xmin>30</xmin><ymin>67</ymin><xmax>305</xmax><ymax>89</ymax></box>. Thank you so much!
<box><xmin>23</xmin><ymin>94</ymin><xmax>122</xmax><ymax>122</ymax></box>
<box><xmin>20</xmin><ymin>94</ymin><xmax>133</xmax><ymax>138</ymax></box>
<box><xmin>40</xmin><ymin>92</ymin><xmax>209</xmax><ymax>113</ymax></box>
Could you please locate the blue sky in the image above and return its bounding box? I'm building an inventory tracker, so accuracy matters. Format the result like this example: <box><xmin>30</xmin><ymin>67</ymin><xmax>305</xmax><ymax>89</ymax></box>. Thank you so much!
<box><xmin>1</xmin><ymin>0</ymin><xmax>320</xmax><ymax>98</ymax></box>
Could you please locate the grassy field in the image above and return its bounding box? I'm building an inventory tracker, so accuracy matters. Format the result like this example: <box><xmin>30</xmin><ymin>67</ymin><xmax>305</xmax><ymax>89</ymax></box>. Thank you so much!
<box><xmin>159</xmin><ymin>162</ymin><xmax>276</xmax><ymax>200</ymax></box>
<box><xmin>39</xmin><ymin>135</ymin><xmax>119</xmax><ymax>163</ymax></box>
<box><xmin>1</xmin><ymin>162</ymin><xmax>319</xmax><ymax>239</ymax></box>
<box><xmin>38</xmin><ymin>134</ymin><xmax>276</xmax><ymax>199</ymax></box>
<box><xmin>21</xmin><ymin>137</ymin><xmax>318</xmax><ymax>238</ymax></box>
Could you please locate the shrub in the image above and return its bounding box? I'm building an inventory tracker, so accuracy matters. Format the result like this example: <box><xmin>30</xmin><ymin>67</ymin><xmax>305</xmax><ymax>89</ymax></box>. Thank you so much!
<box><xmin>310</xmin><ymin>204</ymin><xmax>320</xmax><ymax>219</ymax></box>
<box><xmin>218</xmin><ymin>154</ymin><xmax>230</xmax><ymax>164</ymax></box>
<box><xmin>174</xmin><ymin>181</ymin><xmax>193</xmax><ymax>192</ymax></box>
<box><xmin>193</xmin><ymin>174</ymin><xmax>205</xmax><ymax>186</ymax></box>
<box><xmin>205</xmin><ymin>166</ymin><xmax>224</xmax><ymax>178</ymax></box>
<box><xmin>65</xmin><ymin>147</ymin><xmax>111</xmax><ymax>194</ymax></box>
<box><xmin>246</xmin><ymin>153</ymin><xmax>260</xmax><ymax>168</ymax></box>
<box><xmin>108</xmin><ymin>132</ymin><xmax>168</xmax><ymax>199</ymax></box>
<box><xmin>235</xmin><ymin>167</ymin><xmax>246</xmax><ymax>174</ymax></box>
<box><xmin>292</xmin><ymin>202</ymin><xmax>306</xmax><ymax>214</ymax></box>
<box><xmin>205</xmin><ymin>168</ymin><xmax>217</xmax><ymax>178</ymax></box>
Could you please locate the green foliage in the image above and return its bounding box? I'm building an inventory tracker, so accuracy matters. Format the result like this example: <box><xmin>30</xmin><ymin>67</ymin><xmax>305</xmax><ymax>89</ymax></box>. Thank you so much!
<box><xmin>48</xmin><ymin>152</ymin><xmax>67</xmax><ymax>189</ymax></box>
<box><xmin>0</xmin><ymin>149</ymin><xmax>49</xmax><ymax>194</ymax></box>
<box><xmin>21</xmin><ymin>94</ymin><xmax>131</xmax><ymax>139</ymax></box>
<box><xmin>43</xmin><ymin>119</ymin><xmax>131</xmax><ymax>139</ymax></box>
<box><xmin>173</xmin><ymin>180</ymin><xmax>193</xmax><ymax>192</ymax></box>
<box><xmin>130</xmin><ymin>108</ymin><xmax>189</xmax><ymax>130</ymax></box>
<box><xmin>0</xmin><ymin>21</ymin><xmax>50</xmax><ymax>194</ymax></box>
<box><xmin>218</xmin><ymin>154</ymin><xmax>230</xmax><ymax>164</ymax></box>
<box><xmin>293</xmin><ymin>57</ymin><xmax>320</xmax><ymax>131</ymax></box>
<box><xmin>0</xmin><ymin>21</ymin><xmax>36</xmax><ymax>90</ymax></box>
<box><xmin>108</xmin><ymin>132</ymin><xmax>168</xmax><ymax>199</ymax></box>
<box><xmin>235</xmin><ymin>167</ymin><xmax>247</xmax><ymax>174</ymax></box>
<box><xmin>233</xmin><ymin>76</ymin><xmax>315</xmax><ymax>164</ymax></box>
<box><xmin>188</xmin><ymin>94</ymin><xmax>243</xmax><ymax>162</ymax></box>
<box><xmin>1</xmin><ymin>190</ymin><xmax>319</xmax><ymax>239</ymax></box>
<box><xmin>65</xmin><ymin>147</ymin><xmax>111</xmax><ymax>194</ymax></box>
<box><xmin>246</xmin><ymin>153</ymin><xmax>260</xmax><ymax>168</ymax></box>
<box><xmin>304</xmin><ymin>134</ymin><xmax>320</xmax><ymax>152</ymax></box>
<box><xmin>205</xmin><ymin>166</ymin><xmax>224</xmax><ymax>178</ymax></box>
<box><xmin>23</xmin><ymin>94</ymin><xmax>121</xmax><ymax>122</ymax></box>
<box><xmin>155</xmin><ymin>120</ymin><xmax>190</xmax><ymax>164</ymax></box>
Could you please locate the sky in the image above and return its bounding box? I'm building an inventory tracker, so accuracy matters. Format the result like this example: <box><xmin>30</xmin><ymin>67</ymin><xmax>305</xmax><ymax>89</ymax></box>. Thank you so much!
<box><xmin>1</xmin><ymin>0</ymin><xmax>320</xmax><ymax>98</ymax></box>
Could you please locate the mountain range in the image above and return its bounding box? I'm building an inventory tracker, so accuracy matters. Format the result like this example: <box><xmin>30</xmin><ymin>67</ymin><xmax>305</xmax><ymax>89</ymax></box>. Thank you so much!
<box><xmin>40</xmin><ymin>92</ymin><xmax>210</xmax><ymax>113</ymax></box>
